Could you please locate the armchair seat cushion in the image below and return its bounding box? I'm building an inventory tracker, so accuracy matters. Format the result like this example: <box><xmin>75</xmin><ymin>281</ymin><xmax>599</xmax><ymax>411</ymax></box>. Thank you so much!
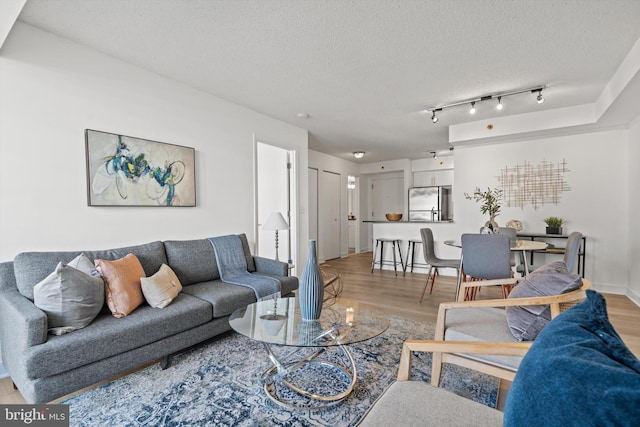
<box><xmin>359</xmin><ymin>380</ymin><xmax>503</xmax><ymax>426</ymax></box>
<box><xmin>445</xmin><ymin>307</ymin><xmax>522</xmax><ymax>371</ymax></box>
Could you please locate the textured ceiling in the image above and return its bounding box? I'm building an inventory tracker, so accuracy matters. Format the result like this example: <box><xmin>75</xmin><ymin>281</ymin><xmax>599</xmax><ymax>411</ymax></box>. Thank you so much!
<box><xmin>16</xmin><ymin>0</ymin><xmax>640</xmax><ymax>162</ymax></box>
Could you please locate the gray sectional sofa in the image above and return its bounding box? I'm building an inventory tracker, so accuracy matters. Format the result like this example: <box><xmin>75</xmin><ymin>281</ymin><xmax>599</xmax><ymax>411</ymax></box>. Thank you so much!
<box><xmin>0</xmin><ymin>234</ymin><xmax>298</xmax><ymax>404</ymax></box>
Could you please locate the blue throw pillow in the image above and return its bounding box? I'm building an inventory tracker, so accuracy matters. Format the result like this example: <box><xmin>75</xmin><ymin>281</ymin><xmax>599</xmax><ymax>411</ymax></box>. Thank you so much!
<box><xmin>504</xmin><ymin>290</ymin><xmax>640</xmax><ymax>426</ymax></box>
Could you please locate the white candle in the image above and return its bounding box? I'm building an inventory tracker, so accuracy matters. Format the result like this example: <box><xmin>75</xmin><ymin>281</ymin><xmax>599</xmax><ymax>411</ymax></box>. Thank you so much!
<box><xmin>345</xmin><ymin>307</ymin><xmax>354</xmax><ymax>324</ymax></box>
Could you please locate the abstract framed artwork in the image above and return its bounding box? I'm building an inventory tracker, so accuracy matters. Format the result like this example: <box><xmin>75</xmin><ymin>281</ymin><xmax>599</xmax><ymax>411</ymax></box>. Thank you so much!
<box><xmin>85</xmin><ymin>129</ymin><xmax>196</xmax><ymax>207</ymax></box>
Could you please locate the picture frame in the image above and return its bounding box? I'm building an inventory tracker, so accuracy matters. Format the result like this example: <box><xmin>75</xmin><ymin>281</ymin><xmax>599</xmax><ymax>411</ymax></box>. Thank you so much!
<box><xmin>85</xmin><ymin>129</ymin><xmax>196</xmax><ymax>207</ymax></box>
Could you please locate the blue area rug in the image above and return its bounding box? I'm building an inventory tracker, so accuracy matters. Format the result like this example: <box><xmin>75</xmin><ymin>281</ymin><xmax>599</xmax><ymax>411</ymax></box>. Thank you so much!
<box><xmin>63</xmin><ymin>316</ymin><xmax>498</xmax><ymax>426</ymax></box>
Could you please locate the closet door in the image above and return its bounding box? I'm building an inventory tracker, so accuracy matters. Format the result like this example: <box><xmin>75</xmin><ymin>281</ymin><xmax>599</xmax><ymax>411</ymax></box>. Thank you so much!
<box><xmin>321</xmin><ymin>170</ymin><xmax>341</xmax><ymax>260</ymax></box>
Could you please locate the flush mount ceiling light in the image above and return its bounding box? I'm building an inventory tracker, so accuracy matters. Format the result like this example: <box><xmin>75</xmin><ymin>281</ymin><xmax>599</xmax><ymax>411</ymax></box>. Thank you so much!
<box><xmin>426</xmin><ymin>85</ymin><xmax>546</xmax><ymax>124</ymax></box>
<box><xmin>353</xmin><ymin>151</ymin><xmax>365</xmax><ymax>159</ymax></box>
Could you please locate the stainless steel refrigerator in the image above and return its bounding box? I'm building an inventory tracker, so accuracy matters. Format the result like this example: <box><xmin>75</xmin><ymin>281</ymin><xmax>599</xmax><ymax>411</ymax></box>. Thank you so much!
<box><xmin>408</xmin><ymin>186</ymin><xmax>452</xmax><ymax>221</ymax></box>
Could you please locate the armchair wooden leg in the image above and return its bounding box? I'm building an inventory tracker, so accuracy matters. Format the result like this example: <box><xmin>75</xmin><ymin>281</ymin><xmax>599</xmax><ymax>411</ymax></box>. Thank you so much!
<box><xmin>397</xmin><ymin>342</ymin><xmax>413</xmax><ymax>381</ymax></box>
<box><xmin>431</xmin><ymin>352</ymin><xmax>443</xmax><ymax>387</ymax></box>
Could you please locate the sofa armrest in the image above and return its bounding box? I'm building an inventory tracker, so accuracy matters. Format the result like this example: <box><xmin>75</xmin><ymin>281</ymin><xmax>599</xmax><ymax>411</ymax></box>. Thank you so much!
<box><xmin>254</xmin><ymin>256</ymin><xmax>288</xmax><ymax>276</ymax></box>
<box><xmin>0</xmin><ymin>289</ymin><xmax>48</xmax><ymax>356</ymax></box>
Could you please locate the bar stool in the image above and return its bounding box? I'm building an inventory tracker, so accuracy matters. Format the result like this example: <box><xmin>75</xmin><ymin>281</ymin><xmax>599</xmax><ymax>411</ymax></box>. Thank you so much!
<box><xmin>403</xmin><ymin>238</ymin><xmax>429</xmax><ymax>276</ymax></box>
<box><xmin>371</xmin><ymin>238</ymin><xmax>404</xmax><ymax>276</ymax></box>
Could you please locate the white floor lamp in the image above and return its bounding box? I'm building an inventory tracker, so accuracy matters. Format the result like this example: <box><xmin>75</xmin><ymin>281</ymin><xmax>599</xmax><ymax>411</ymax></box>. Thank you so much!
<box><xmin>263</xmin><ymin>212</ymin><xmax>289</xmax><ymax>262</ymax></box>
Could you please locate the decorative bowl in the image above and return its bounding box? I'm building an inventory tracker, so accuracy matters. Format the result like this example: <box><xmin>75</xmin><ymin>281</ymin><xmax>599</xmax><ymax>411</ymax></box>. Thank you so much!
<box><xmin>385</xmin><ymin>213</ymin><xmax>403</xmax><ymax>221</ymax></box>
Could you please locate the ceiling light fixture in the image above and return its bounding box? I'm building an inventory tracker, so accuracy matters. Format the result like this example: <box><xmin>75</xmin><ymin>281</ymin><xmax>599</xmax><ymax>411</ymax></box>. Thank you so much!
<box><xmin>426</xmin><ymin>85</ymin><xmax>546</xmax><ymax>122</ymax></box>
<box><xmin>431</xmin><ymin>109</ymin><xmax>441</xmax><ymax>124</ymax></box>
<box><xmin>431</xmin><ymin>151</ymin><xmax>437</xmax><ymax>159</ymax></box>
<box><xmin>353</xmin><ymin>151</ymin><xmax>365</xmax><ymax>159</ymax></box>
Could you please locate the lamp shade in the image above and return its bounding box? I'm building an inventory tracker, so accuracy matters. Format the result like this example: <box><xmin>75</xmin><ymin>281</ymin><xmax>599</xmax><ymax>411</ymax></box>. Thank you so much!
<box><xmin>263</xmin><ymin>212</ymin><xmax>288</xmax><ymax>231</ymax></box>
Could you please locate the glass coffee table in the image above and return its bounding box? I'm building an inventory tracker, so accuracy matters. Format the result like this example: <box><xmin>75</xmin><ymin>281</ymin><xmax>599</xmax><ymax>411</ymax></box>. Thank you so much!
<box><xmin>229</xmin><ymin>297</ymin><xmax>389</xmax><ymax>409</ymax></box>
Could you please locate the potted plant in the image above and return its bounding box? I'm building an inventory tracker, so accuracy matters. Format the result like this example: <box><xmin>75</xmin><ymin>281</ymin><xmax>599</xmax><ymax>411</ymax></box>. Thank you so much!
<box><xmin>544</xmin><ymin>217</ymin><xmax>565</xmax><ymax>235</ymax></box>
<box><xmin>465</xmin><ymin>187</ymin><xmax>503</xmax><ymax>230</ymax></box>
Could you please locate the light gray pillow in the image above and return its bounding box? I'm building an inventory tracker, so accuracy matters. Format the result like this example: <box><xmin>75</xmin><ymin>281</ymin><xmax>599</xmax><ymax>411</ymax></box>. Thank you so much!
<box><xmin>506</xmin><ymin>261</ymin><xmax>582</xmax><ymax>341</ymax></box>
<box><xmin>33</xmin><ymin>255</ymin><xmax>105</xmax><ymax>335</ymax></box>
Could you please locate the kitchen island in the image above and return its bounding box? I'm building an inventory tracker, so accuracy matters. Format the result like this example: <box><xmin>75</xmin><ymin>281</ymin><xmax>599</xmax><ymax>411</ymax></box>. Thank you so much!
<box><xmin>363</xmin><ymin>220</ymin><xmax>461</xmax><ymax>274</ymax></box>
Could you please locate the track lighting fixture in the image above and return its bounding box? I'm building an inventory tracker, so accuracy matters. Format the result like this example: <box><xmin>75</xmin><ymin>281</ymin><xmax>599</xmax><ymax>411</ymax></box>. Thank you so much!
<box><xmin>431</xmin><ymin>151</ymin><xmax>437</xmax><ymax>159</ymax></box>
<box><xmin>426</xmin><ymin>85</ymin><xmax>546</xmax><ymax>122</ymax></box>
<box><xmin>353</xmin><ymin>151</ymin><xmax>365</xmax><ymax>159</ymax></box>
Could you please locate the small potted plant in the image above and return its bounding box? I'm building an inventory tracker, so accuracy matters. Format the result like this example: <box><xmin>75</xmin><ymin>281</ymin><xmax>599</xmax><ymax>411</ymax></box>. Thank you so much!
<box><xmin>544</xmin><ymin>217</ymin><xmax>565</xmax><ymax>235</ymax></box>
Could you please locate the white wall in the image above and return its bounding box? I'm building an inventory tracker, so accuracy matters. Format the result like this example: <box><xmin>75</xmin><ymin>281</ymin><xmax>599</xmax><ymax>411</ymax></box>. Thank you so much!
<box><xmin>308</xmin><ymin>150</ymin><xmax>360</xmax><ymax>261</ymax></box>
<box><xmin>454</xmin><ymin>130</ymin><xmax>628</xmax><ymax>293</ymax></box>
<box><xmin>628</xmin><ymin>118</ymin><xmax>640</xmax><ymax>304</ymax></box>
<box><xmin>0</xmin><ymin>23</ymin><xmax>309</xmax><ymax>263</ymax></box>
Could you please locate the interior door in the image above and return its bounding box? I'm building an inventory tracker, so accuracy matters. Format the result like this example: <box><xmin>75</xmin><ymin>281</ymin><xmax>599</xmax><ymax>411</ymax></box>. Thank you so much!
<box><xmin>257</xmin><ymin>142</ymin><xmax>290</xmax><ymax>261</ymax></box>
<box><xmin>371</xmin><ymin>175</ymin><xmax>404</xmax><ymax>220</ymax></box>
<box><xmin>308</xmin><ymin>168</ymin><xmax>319</xmax><ymax>242</ymax></box>
<box><xmin>321</xmin><ymin>170</ymin><xmax>341</xmax><ymax>260</ymax></box>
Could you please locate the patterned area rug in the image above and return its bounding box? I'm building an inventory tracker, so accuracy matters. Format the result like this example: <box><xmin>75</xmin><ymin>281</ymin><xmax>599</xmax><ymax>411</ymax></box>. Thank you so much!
<box><xmin>64</xmin><ymin>316</ymin><xmax>498</xmax><ymax>426</ymax></box>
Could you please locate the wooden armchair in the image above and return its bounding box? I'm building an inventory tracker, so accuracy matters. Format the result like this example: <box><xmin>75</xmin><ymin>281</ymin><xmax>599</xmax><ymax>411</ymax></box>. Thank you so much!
<box><xmin>358</xmin><ymin>340</ymin><xmax>530</xmax><ymax>426</ymax></box>
<box><xmin>431</xmin><ymin>279</ymin><xmax>591</xmax><ymax>386</ymax></box>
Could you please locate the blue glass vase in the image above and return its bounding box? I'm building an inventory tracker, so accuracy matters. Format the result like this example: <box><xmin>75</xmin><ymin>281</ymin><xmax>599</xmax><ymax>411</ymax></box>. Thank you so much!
<box><xmin>299</xmin><ymin>240</ymin><xmax>324</xmax><ymax>320</ymax></box>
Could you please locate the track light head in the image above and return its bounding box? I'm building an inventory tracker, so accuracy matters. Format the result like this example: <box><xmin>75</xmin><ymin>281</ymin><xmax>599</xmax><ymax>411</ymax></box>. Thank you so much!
<box><xmin>431</xmin><ymin>109</ymin><xmax>440</xmax><ymax>123</ymax></box>
<box><xmin>536</xmin><ymin>89</ymin><xmax>545</xmax><ymax>104</ymax></box>
<box><xmin>430</xmin><ymin>151</ymin><xmax>437</xmax><ymax>159</ymax></box>
<box><xmin>496</xmin><ymin>96</ymin><xmax>503</xmax><ymax>110</ymax></box>
<box><xmin>469</xmin><ymin>102</ymin><xmax>476</xmax><ymax>114</ymax></box>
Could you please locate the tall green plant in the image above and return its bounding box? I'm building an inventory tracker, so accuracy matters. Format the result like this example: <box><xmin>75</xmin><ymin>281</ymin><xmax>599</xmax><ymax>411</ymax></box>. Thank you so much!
<box><xmin>465</xmin><ymin>187</ymin><xmax>503</xmax><ymax>219</ymax></box>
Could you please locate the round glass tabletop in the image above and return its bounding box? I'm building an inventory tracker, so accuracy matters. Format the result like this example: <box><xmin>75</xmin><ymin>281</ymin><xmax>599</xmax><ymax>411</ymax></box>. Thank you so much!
<box><xmin>229</xmin><ymin>297</ymin><xmax>389</xmax><ymax>347</ymax></box>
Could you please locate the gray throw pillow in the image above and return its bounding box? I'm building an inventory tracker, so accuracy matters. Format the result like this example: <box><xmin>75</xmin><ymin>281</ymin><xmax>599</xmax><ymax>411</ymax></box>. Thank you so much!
<box><xmin>506</xmin><ymin>261</ymin><xmax>582</xmax><ymax>341</ymax></box>
<box><xmin>33</xmin><ymin>255</ymin><xmax>105</xmax><ymax>335</ymax></box>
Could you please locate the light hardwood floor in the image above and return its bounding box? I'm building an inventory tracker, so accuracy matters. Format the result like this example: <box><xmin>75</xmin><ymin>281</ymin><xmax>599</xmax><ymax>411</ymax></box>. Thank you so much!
<box><xmin>2</xmin><ymin>251</ymin><xmax>639</xmax><ymax>404</ymax></box>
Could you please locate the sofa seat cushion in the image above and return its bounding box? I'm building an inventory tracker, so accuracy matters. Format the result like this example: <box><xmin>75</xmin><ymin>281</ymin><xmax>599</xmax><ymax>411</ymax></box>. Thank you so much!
<box><xmin>358</xmin><ymin>380</ymin><xmax>503</xmax><ymax>426</ymax></box>
<box><xmin>181</xmin><ymin>280</ymin><xmax>257</xmax><ymax>318</ymax></box>
<box><xmin>14</xmin><ymin>241</ymin><xmax>167</xmax><ymax>300</ymax></box>
<box><xmin>24</xmin><ymin>293</ymin><xmax>212</xmax><ymax>379</ymax></box>
<box><xmin>252</xmin><ymin>273</ymin><xmax>298</xmax><ymax>296</ymax></box>
<box><xmin>444</xmin><ymin>307</ymin><xmax>522</xmax><ymax>371</ymax></box>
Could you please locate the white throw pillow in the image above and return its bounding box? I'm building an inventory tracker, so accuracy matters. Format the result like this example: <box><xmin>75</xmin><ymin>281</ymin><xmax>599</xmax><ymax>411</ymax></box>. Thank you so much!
<box><xmin>140</xmin><ymin>263</ymin><xmax>182</xmax><ymax>308</ymax></box>
<box><xmin>33</xmin><ymin>256</ymin><xmax>105</xmax><ymax>335</ymax></box>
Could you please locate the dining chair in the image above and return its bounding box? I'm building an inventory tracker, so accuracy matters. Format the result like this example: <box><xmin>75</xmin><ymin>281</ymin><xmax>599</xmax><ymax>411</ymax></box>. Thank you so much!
<box><xmin>419</xmin><ymin>228</ymin><xmax>460</xmax><ymax>302</ymax></box>
<box><xmin>516</xmin><ymin>231</ymin><xmax>583</xmax><ymax>275</ymax></box>
<box><xmin>499</xmin><ymin>226</ymin><xmax>518</xmax><ymax>268</ymax></box>
<box><xmin>459</xmin><ymin>233</ymin><xmax>516</xmax><ymax>300</ymax></box>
